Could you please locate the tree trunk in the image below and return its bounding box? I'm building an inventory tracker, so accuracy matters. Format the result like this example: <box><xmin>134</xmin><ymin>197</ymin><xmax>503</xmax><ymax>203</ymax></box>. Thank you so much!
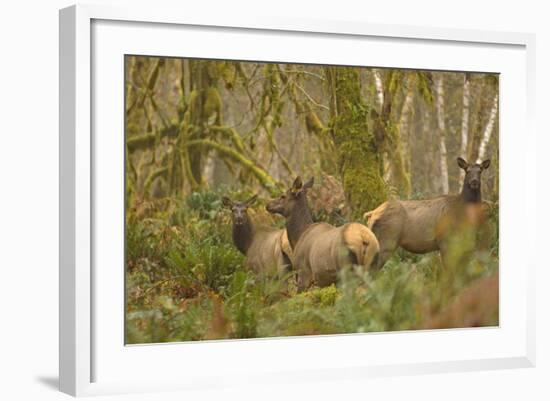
<box><xmin>373</xmin><ymin>69</ymin><xmax>384</xmax><ymax>110</ymax></box>
<box><xmin>397</xmin><ymin>74</ymin><xmax>415</xmax><ymax>194</ymax></box>
<box><xmin>326</xmin><ymin>66</ymin><xmax>387</xmax><ymax>216</ymax></box>
<box><xmin>435</xmin><ymin>75</ymin><xmax>449</xmax><ymax>194</ymax></box>
<box><xmin>477</xmin><ymin>92</ymin><xmax>498</xmax><ymax>163</ymax></box>
<box><xmin>186</xmin><ymin>60</ymin><xmax>223</xmax><ymax>187</ymax></box>
<box><xmin>202</xmin><ymin>150</ymin><xmax>216</xmax><ymax>187</ymax></box>
<box><xmin>371</xmin><ymin>70</ymin><xmax>411</xmax><ymax>198</ymax></box>
<box><xmin>422</xmin><ymin>107</ymin><xmax>437</xmax><ymax>195</ymax></box>
<box><xmin>459</xmin><ymin>74</ymin><xmax>470</xmax><ymax>185</ymax></box>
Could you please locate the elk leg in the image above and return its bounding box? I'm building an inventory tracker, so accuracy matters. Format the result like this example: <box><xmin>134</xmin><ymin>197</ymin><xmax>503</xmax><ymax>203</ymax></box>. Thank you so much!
<box><xmin>296</xmin><ymin>265</ymin><xmax>313</xmax><ymax>292</ymax></box>
<box><xmin>371</xmin><ymin>235</ymin><xmax>398</xmax><ymax>271</ymax></box>
<box><xmin>439</xmin><ymin>242</ymin><xmax>451</xmax><ymax>270</ymax></box>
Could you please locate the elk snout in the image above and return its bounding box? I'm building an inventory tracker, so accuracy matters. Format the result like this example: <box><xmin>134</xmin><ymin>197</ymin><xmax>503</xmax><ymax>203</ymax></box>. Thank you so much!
<box><xmin>266</xmin><ymin>201</ymin><xmax>280</xmax><ymax>215</ymax></box>
<box><xmin>470</xmin><ymin>179</ymin><xmax>480</xmax><ymax>189</ymax></box>
<box><xmin>233</xmin><ymin>211</ymin><xmax>246</xmax><ymax>225</ymax></box>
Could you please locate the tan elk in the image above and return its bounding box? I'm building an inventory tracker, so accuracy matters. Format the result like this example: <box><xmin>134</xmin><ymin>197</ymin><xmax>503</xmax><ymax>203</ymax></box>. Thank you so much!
<box><xmin>266</xmin><ymin>177</ymin><xmax>379</xmax><ymax>291</ymax></box>
<box><xmin>222</xmin><ymin>195</ymin><xmax>293</xmax><ymax>280</ymax></box>
<box><xmin>364</xmin><ymin>157</ymin><xmax>492</xmax><ymax>270</ymax></box>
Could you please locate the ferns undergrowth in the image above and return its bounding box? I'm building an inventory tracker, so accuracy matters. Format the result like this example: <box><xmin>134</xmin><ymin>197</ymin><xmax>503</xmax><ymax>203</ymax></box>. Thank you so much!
<box><xmin>125</xmin><ymin>190</ymin><xmax>499</xmax><ymax>344</ymax></box>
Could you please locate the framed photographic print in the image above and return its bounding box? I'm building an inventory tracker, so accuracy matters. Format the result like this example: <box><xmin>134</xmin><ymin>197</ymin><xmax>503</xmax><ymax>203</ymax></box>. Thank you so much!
<box><xmin>59</xmin><ymin>4</ymin><xmax>536</xmax><ymax>396</ymax></box>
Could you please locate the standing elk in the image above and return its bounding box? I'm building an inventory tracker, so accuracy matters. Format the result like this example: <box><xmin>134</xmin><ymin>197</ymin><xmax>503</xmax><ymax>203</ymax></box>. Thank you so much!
<box><xmin>222</xmin><ymin>195</ymin><xmax>293</xmax><ymax>280</ymax></box>
<box><xmin>364</xmin><ymin>157</ymin><xmax>492</xmax><ymax>270</ymax></box>
<box><xmin>266</xmin><ymin>177</ymin><xmax>379</xmax><ymax>291</ymax></box>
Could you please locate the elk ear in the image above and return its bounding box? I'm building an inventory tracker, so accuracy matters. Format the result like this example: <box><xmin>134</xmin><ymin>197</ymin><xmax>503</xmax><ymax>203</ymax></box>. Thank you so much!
<box><xmin>221</xmin><ymin>196</ymin><xmax>233</xmax><ymax>208</ymax></box>
<box><xmin>457</xmin><ymin>157</ymin><xmax>469</xmax><ymax>170</ymax></box>
<box><xmin>303</xmin><ymin>177</ymin><xmax>314</xmax><ymax>190</ymax></box>
<box><xmin>245</xmin><ymin>194</ymin><xmax>258</xmax><ymax>206</ymax></box>
<box><xmin>291</xmin><ymin>176</ymin><xmax>303</xmax><ymax>194</ymax></box>
<box><xmin>481</xmin><ymin>159</ymin><xmax>491</xmax><ymax>170</ymax></box>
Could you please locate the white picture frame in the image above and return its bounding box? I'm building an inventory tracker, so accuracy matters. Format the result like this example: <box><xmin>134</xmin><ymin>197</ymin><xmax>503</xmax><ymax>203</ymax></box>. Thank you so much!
<box><xmin>59</xmin><ymin>3</ymin><xmax>536</xmax><ymax>397</ymax></box>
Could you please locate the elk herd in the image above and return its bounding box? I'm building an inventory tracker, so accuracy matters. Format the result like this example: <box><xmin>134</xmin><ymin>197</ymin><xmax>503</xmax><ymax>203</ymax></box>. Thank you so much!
<box><xmin>222</xmin><ymin>157</ymin><xmax>492</xmax><ymax>291</ymax></box>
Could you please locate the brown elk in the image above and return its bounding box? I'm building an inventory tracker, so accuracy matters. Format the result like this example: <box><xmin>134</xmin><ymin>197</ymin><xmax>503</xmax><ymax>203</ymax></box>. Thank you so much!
<box><xmin>364</xmin><ymin>157</ymin><xmax>492</xmax><ymax>270</ymax></box>
<box><xmin>222</xmin><ymin>195</ymin><xmax>292</xmax><ymax>280</ymax></box>
<box><xmin>266</xmin><ymin>177</ymin><xmax>379</xmax><ymax>291</ymax></box>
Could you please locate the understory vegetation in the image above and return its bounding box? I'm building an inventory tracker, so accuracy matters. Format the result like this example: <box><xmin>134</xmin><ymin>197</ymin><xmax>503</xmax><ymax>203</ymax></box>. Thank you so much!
<box><xmin>125</xmin><ymin>189</ymin><xmax>498</xmax><ymax>343</ymax></box>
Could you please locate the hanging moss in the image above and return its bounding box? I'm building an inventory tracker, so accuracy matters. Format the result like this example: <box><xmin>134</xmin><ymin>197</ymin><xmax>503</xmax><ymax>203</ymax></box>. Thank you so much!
<box><xmin>416</xmin><ymin>71</ymin><xmax>434</xmax><ymax>105</ymax></box>
<box><xmin>188</xmin><ymin>90</ymin><xmax>199</xmax><ymax>122</ymax></box>
<box><xmin>203</xmin><ymin>87</ymin><xmax>222</xmax><ymax>125</ymax></box>
<box><xmin>305</xmin><ymin>111</ymin><xmax>324</xmax><ymax>136</ymax></box>
<box><xmin>220</xmin><ymin>62</ymin><xmax>236</xmax><ymax>89</ymax></box>
<box><xmin>383</xmin><ymin>119</ymin><xmax>412</xmax><ymax>198</ymax></box>
<box><xmin>326</xmin><ymin>67</ymin><xmax>387</xmax><ymax>217</ymax></box>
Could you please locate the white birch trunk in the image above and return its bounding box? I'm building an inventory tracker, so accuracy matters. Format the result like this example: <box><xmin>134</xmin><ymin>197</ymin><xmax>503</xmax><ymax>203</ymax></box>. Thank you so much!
<box><xmin>423</xmin><ymin>108</ymin><xmax>438</xmax><ymax>195</ymax></box>
<box><xmin>399</xmin><ymin>85</ymin><xmax>414</xmax><ymax>134</ymax></box>
<box><xmin>477</xmin><ymin>93</ymin><xmax>499</xmax><ymax>163</ymax></box>
<box><xmin>399</xmin><ymin>82</ymin><xmax>414</xmax><ymax>138</ymax></box>
<box><xmin>459</xmin><ymin>74</ymin><xmax>470</xmax><ymax>183</ymax></box>
<box><xmin>202</xmin><ymin>150</ymin><xmax>216</xmax><ymax>187</ymax></box>
<box><xmin>373</xmin><ymin>69</ymin><xmax>384</xmax><ymax>110</ymax></box>
<box><xmin>435</xmin><ymin>75</ymin><xmax>449</xmax><ymax>194</ymax></box>
<box><xmin>398</xmin><ymin>80</ymin><xmax>414</xmax><ymax>175</ymax></box>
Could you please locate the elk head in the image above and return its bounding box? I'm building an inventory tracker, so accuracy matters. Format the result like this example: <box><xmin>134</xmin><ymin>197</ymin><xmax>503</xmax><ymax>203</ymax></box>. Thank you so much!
<box><xmin>266</xmin><ymin>176</ymin><xmax>314</xmax><ymax>218</ymax></box>
<box><xmin>222</xmin><ymin>194</ymin><xmax>258</xmax><ymax>226</ymax></box>
<box><xmin>458</xmin><ymin>157</ymin><xmax>490</xmax><ymax>192</ymax></box>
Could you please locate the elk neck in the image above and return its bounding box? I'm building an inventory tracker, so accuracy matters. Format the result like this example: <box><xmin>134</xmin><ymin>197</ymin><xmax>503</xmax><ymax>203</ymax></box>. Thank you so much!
<box><xmin>461</xmin><ymin>182</ymin><xmax>482</xmax><ymax>203</ymax></box>
<box><xmin>232</xmin><ymin>215</ymin><xmax>255</xmax><ymax>255</ymax></box>
<box><xmin>286</xmin><ymin>195</ymin><xmax>314</xmax><ymax>249</ymax></box>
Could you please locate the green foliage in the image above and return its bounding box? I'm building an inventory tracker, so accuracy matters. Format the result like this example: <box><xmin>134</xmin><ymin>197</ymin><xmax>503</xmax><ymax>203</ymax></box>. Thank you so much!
<box><xmin>126</xmin><ymin>190</ymin><xmax>499</xmax><ymax>344</ymax></box>
<box><xmin>185</xmin><ymin>190</ymin><xmax>222</xmax><ymax>219</ymax></box>
<box><xmin>225</xmin><ymin>271</ymin><xmax>261</xmax><ymax>338</ymax></box>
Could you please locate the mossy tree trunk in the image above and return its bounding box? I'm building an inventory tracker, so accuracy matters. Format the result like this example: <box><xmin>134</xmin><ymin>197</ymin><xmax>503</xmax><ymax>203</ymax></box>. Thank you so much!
<box><xmin>325</xmin><ymin>66</ymin><xmax>387</xmax><ymax>217</ymax></box>
<box><xmin>186</xmin><ymin>60</ymin><xmax>223</xmax><ymax>186</ymax></box>
<box><xmin>372</xmin><ymin>70</ymin><xmax>411</xmax><ymax>198</ymax></box>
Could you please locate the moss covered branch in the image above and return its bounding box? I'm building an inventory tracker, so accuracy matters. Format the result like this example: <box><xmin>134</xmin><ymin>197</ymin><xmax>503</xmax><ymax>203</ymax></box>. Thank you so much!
<box><xmin>186</xmin><ymin>139</ymin><xmax>282</xmax><ymax>195</ymax></box>
<box><xmin>126</xmin><ymin>124</ymin><xmax>179</xmax><ymax>152</ymax></box>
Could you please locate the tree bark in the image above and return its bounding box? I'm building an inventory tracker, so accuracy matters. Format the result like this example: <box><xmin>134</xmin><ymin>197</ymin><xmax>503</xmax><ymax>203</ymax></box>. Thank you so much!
<box><xmin>186</xmin><ymin>60</ymin><xmax>223</xmax><ymax>187</ymax></box>
<box><xmin>459</xmin><ymin>74</ymin><xmax>471</xmax><ymax>184</ymax></box>
<box><xmin>202</xmin><ymin>150</ymin><xmax>216</xmax><ymax>187</ymax></box>
<box><xmin>435</xmin><ymin>75</ymin><xmax>449</xmax><ymax>194</ymax></box>
<box><xmin>373</xmin><ymin>69</ymin><xmax>384</xmax><ymax>110</ymax></box>
<box><xmin>370</xmin><ymin>71</ymin><xmax>411</xmax><ymax>198</ymax></box>
<box><xmin>326</xmin><ymin>66</ymin><xmax>387</xmax><ymax>217</ymax></box>
<box><xmin>397</xmin><ymin>74</ymin><xmax>415</xmax><ymax>194</ymax></box>
<box><xmin>477</xmin><ymin>92</ymin><xmax>498</xmax><ymax>163</ymax></box>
